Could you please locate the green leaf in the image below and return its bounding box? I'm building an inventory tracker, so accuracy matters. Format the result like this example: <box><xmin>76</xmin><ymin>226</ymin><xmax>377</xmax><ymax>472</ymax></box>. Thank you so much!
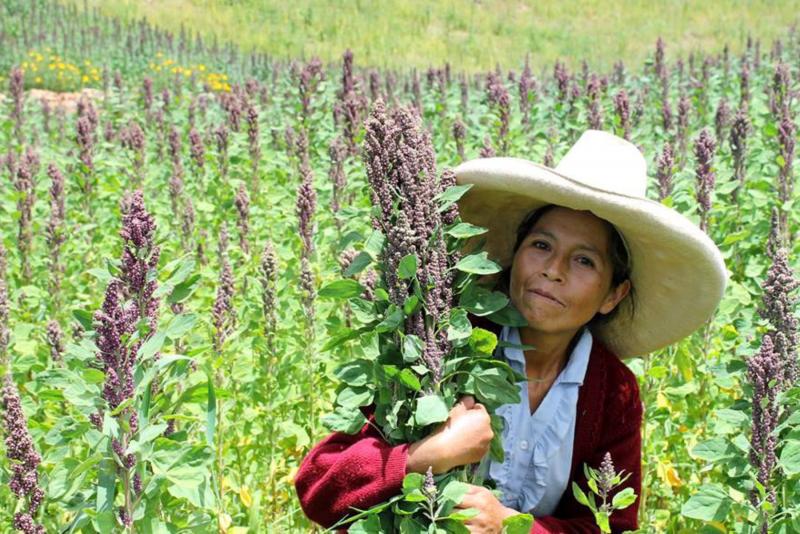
<box><xmin>137</xmin><ymin>331</ymin><xmax>167</xmax><ymax>363</ymax></box>
<box><xmin>487</xmin><ymin>301</ymin><xmax>528</xmax><ymax>327</ymax></box>
<box><xmin>127</xmin><ymin>423</ymin><xmax>168</xmax><ymax>455</ymax></box>
<box><xmin>402</xmin><ymin>335</ymin><xmax>423</xmax><ymax>363</ymax></box>
<box><xmin>454</xmin><ymin>252</ymin><xmax>502</xmax><ymax>275</ymax></box>
<box><xmin>712</xmin><ymin>408</ymin><xmax>749</xmax><ymax>435</ymax></box>
<box><xmin>335</xmin><ymin>360</ymin><xmax>372</xmax><ymax>387</ymax></box>
<box><xmin>691</xmin><ymin>438</ymin><xmax>734</xmax><ymax>462</ymax></box>
<box><xmin>438</xmin><ymin>479</ymin><xmax>470</xmax><ymax>506</ymax></box>
<box><xmin>572</xmin><ymin>482</ymin><xmax>590</xmax><ymax>507</ymax></box>
<box><xmin>779</xmin><ymin>440</ymin><xmax>800</xmax><ymax>475</ymax></box>
<box><xmin>168</xmin><ymin>273</ymin><xmax>202</xmax><ymax>304</ymax></box>
<box><xmin>414</xmin><ymin>395</ymin><xmax>449</xmax><ymax>427</ymax></box>
<box><xmin>680</xmin><ymin>484</ymin><xmax>732</xmax><ymax>522</ymax></box>
<box><xmin>403</xmin><ymin>294</ymin><xmax>420</xmax><ymax>315</ymax></box>
<box><xmin>164</xmin><ymin>313</ymin><xmax>197</xmax><ymax>339</ymax></box>
<box><xmin>611</xmin><ymin>487</ymin><xmax>637</xmax><ymax>509</ymax></box>
<box><xmin>402</xmin><ymin>472</ymin><xmax>424</xmax><ymax>492</ymax></box>
<box><xmin>337</xmin><ymin>386</ymin><xmax>373</xmax><ymax>409</ymax></box>
<box><xmin>72</xmin><ymin>309</ymin><xmax>94</xmax><ymax>332</ymax></box>
<box><xmin>595</xmin><ymin>511</ymin><xmax>611</xmax><ymax>533</ymax></box>
<box><xmin>502</xmin><ymin>513</ymin><xmax>534</xmax><ymax>534</ymax></box>
<box><xmin>469</xmin><ymin>328</ymin><xmax>498</xmax><ymax>355</ymax></box>
<box><xmin>319</xmin><ymin>279</ymin><xmax>365</xmax><ymax>299</ymax></box>
<box><xmin>460</xmin><ymin>284</ymin><xmax>509</xmax><ymax>316</ymax></box>
<box><xmin>87</xmin><ymin>267</ymin><xmax>113</xmax><ymax>285</ymax></box>
<box><xmin>164</xmin><ymin>465</ymin><xmax>214</xmax><ymax>507</ymax></box>
<box><xmin>398</xmin><ymin>254</ymin><xmax>419</xmax><ymax>280</ymax></box>
<box><xmin>474</xmin><ymin>368</ymin><xmax>520</xmax><ymax>405</ymax></box>
<box><xmin>350</xmin><ymin>298</ymin><xmax>378</xmax><ymax>324</ymax></box>
<box><xmin>321</xmin><ymin>406</ymin><xmax>367</xmax><ymax>434</ymax></box>
<box><xmin>205</xmin><ymin>376</ymin><xmax>216</xmax><ymax>448</ymax></box>
<box><xmin>435</xmin><ymin>184</ymin><xmax>473</xmax><ymax>211</ymax></box>
<box><xmin>448</xmin><ymin>508</ymin><xmax>480</xmax><ymax>521</ymax></box>
<box><xmin>376</xmin><ymin>306</ymin><xmax>404</xmax><ymax>332</ymax></box>
<box><xmin>349</xmin><ymin>515</ymin><xmax>383</xmax><ymax>534</ymax></box>
<box><xmin>322</xmin><ymin>327</ymin><xmax>369</xmax><ymax>352</ymax></box>
<box><xmin>397</xmin><ymin>368</ymin><xmax>421</xmax><ymax>391</ymax></box>
<box><xmin>96</xmin><ymin>456</ymin><xmax>116</xmax><ymax>524</ymax></box>
<box><xmin>364</xmin><ymin>230</ymin><xmax>386</xmax><ymax>260</ymax></box>
<box><xmin>446</xmin><ymin>222</ymin><xmax>487</xmax><ymax>239</ymax></box>
<box><xmin>344</xmin><ymin>251</ymin><xmax>372</xmax><ymax>277</ymax></box>
<box><xmin>447</xmin><ymin>308</ymin><xmax>472</xmax><ymax>342</ymax></box>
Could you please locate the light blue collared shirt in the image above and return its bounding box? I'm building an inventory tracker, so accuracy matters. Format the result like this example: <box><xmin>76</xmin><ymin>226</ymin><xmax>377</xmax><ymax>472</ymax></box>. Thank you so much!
<box><xmin>486</xmin><ymin>325</ymin><xmax>592</xmax><ymax>516</ymax></box>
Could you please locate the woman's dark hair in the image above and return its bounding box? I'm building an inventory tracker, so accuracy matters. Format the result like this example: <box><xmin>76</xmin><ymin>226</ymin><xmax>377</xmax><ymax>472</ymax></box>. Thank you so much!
<box><xmin>496</xmin><ymin>204</ymin><xmax>636</xmax><ymax>330</ymax></box>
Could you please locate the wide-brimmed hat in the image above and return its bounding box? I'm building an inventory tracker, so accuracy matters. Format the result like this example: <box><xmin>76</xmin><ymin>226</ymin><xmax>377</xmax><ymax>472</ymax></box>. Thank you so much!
<box><xmin>453</xmin><ymin>129</ymin><xmax>728</xmax><ymax>358</ymax></box>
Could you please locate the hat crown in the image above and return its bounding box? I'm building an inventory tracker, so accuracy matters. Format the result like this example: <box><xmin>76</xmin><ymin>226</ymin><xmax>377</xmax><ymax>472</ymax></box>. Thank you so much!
<box><xmin>554</xmin><ymin>130</ymin><xmax>647</xmax><ymax>198</ymax></box>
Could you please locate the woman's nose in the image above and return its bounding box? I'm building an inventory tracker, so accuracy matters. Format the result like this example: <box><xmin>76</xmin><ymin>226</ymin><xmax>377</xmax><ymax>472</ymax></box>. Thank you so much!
<box><xmin>541</xmin><ymin>255</ymin><xmax>567</xmax><ymax>281</ymax></box>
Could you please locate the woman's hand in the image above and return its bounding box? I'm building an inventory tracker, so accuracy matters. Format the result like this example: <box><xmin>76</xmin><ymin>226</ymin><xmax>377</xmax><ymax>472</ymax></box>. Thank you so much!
<box><xmin>455</xmin><ymin>484</ymin><xmax>518</xmax><ymax>533</ymax></box>
<box><xmin>406</xmin><ymin>395</ymin><xmax>493</xmax><ymax>474</ymax></box>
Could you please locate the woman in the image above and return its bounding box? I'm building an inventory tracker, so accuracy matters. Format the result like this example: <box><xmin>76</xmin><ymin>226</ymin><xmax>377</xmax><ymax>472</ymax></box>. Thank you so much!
<box><xmin>294</xmin><ymin>130</ymin><xmax>727</xmax><ymax>533</ymax></box>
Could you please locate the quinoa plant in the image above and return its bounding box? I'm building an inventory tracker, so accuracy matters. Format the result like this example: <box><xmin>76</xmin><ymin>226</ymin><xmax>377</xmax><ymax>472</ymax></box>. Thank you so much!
<box><xmin>484</xmin><ymin>72</ymin><xmax>510</xmax><ymax>155</ymax></box>
<box><xmin>693</xmin><ymin>128</ymin><xmax>716</xmax><ymax>233</ymax></box>
<box><xmin>319</xmin><ymin>101</ymin><xmax>529</xmax><ymax>531</ymax></box>
<box><xmin>13</xmin><ymin>148</ymin><xmax>38</xmax><ymax>283</ymax></box>
<box><xmin>2</xmin><ymin>375</ymin><xmax>46</xmax><ymax>534</ymax></box>
<box><xmin>572</xmin><ymin>452</ymin><xmax>638</xmax><ymax>534</ymax></box>
<box><xmin>613</xmin><ymin>90</ymin><xmax>631</xmax><ymax>140</ymax></box>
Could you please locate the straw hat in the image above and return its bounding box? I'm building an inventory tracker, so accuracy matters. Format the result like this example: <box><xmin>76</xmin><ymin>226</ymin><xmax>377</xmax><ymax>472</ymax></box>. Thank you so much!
<box><xmin>453</xmin><ymin>129</ymin><xmax>728</xmax><ymax>358</ymax></box>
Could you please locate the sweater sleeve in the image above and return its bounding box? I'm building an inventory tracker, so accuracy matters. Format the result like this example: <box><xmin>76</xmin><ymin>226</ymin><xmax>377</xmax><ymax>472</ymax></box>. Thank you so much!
<box><xmin>529</xmin><ymin>363</ymin><xmax>644</xmax><ymax>534</ymax></box>
<box><xmin>293</xmin><ymin>413</ymin><xmax>410</xmax><ymax>529</ymax></box>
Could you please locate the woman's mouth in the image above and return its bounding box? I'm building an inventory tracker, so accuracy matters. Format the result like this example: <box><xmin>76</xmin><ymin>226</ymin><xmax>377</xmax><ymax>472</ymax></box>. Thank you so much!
<box><xmin>530</xmin><ymin>289</ymin><xmax>563</xmax><ymax>307</ymax></box>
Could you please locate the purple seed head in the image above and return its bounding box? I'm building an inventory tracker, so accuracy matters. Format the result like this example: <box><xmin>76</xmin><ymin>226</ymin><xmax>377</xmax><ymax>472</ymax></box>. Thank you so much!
<box><xmin>656</xmin><ymin>142</ymin><xmax>675</xmax><ymax>201</ymax></box>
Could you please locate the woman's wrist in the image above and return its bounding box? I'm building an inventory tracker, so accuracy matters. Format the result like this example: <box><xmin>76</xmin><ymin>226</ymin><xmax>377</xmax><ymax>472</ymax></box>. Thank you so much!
<box><xmin>406</xmin><ymin>435</ymin><xmax>446</xmax><ymax>474</ymax></box>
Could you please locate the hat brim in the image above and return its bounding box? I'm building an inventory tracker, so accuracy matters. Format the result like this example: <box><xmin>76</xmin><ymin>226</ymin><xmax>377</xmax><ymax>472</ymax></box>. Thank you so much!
<box><xmin>454</xmin><ymin>157</ymin><xmax>729</xmax><ymax>358</ymax></box>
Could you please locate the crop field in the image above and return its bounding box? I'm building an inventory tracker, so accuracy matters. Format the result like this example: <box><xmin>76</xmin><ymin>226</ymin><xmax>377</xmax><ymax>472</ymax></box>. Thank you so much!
<box><xmin>0</xmin><ymin>0</ymin><xmax>799</xmax><ymax>532</ymax></box>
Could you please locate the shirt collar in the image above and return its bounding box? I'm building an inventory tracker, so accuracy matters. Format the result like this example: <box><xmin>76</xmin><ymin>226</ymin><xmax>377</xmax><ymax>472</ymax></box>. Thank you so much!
<box><xmin>499</xmin><ymin>325</ymin><xmax>593</xmax><ymax>386</ymax></box>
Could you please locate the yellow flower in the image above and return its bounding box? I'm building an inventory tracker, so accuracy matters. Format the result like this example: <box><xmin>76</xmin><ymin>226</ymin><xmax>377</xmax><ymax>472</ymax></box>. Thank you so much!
<box><xmin>34</xmin><ymin>76</ymin><xmax>42</xmax><ymax>84</ymax></box>
<box><xmin>239</xmin><ymin>486</ymin><xmax>252</xmax><ymax>508</ymax></box>
<box><xmin>657</xmin><ymin>461</ymin><xmax>683</xmax><ymax>488</ymax></box>
<box><xmin>156</xmin><ymin>51</ymin><xmax>163</xmax><ymax>58</ymax></box>
<box><xmin>198</xmin><ymin>64</ymin><xmax>206</xmax><ymax>72</ymax></box>
<box><xmin>57</xmin><ymin>62</ymin><xmax>65</xmax><ymax>70</ymax></box>
<box><xmin>82</xmin><ymin>75</ymin><xmax>89</xmax><ymax>83</ymax></box>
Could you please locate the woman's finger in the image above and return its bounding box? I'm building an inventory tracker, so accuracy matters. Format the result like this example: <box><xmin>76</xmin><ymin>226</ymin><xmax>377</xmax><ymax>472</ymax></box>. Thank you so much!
<box><xmin>459</xmin><ymin>395</ymin><xmax>476</xmax><ymax>409</ymax></box>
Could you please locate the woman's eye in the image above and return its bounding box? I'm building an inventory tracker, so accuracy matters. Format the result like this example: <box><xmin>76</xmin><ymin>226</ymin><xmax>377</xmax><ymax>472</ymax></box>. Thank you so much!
<box><xmin>532</xmin><ymin>241</ymin><xmax>548</xmax><ymax>249</ymax></box>
<box><xmin>578</xmin><ymin>257</ymin><xmax>594</xmax><ymax>268</ymax></box>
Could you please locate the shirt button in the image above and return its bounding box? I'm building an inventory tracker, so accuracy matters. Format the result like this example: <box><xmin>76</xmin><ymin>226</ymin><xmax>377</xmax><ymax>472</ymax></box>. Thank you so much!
<box><xmin>519</xmin><ymin>440</ymin><xmax>529</xmax><ymax>451</ymax></box>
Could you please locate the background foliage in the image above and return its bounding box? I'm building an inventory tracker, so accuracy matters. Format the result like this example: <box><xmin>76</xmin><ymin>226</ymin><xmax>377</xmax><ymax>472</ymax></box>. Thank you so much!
<box><xmin>0</xmin><ymin>0</ymin><xmax>799</xmax><ymax>532</ymax></box>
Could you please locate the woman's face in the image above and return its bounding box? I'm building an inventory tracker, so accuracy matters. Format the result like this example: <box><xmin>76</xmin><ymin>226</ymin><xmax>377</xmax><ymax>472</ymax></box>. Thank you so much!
<box><xmin>509</xmin><ymin>206</ymin><xmax>630</xmax><ymax>336</ymax></box>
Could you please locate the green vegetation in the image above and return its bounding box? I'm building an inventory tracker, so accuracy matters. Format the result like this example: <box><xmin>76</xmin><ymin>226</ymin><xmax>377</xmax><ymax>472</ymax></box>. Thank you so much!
<box><xmin>61</xmin><ymin>0</ymin><xmax>800</xmax><ymax>72</ymax></box>
<box><xmin>1</xmin><ymin>0</ymin><xmax>800</xmax><ymax>532</ymax></box>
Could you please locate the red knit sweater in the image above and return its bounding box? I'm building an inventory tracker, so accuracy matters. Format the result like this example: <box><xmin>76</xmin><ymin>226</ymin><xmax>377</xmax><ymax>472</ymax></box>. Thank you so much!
<box><xmin>294</xmin><ymin>319</ymin><xmax>643</xmax><ymax>533</ymax></box>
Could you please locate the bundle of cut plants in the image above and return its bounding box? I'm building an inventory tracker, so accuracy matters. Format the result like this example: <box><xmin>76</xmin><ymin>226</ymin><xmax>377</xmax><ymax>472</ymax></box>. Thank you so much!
<box><xmin>317</xmin><ymin>100</ymin><xmax>533</xmax><ymax>532</ymax></box>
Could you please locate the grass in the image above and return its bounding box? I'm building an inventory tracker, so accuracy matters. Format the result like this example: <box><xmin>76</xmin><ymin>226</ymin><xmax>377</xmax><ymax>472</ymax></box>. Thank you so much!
<box><xmin>60</xmin><ymin>0</ymin><xmax>800</xmax><ymax>73</ymax></box>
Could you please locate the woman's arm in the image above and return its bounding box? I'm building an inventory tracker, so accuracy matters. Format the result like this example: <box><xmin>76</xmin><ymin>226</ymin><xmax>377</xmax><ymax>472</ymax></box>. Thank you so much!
<box><xmin>293</xmin><ymin>412</ymin><xmax>410</xmax><ymax>529</ymax></box>
<box><xmin>294</xmin><ymin>397</ymin><xmax>494</xmax><ymax>529</ymax></box>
